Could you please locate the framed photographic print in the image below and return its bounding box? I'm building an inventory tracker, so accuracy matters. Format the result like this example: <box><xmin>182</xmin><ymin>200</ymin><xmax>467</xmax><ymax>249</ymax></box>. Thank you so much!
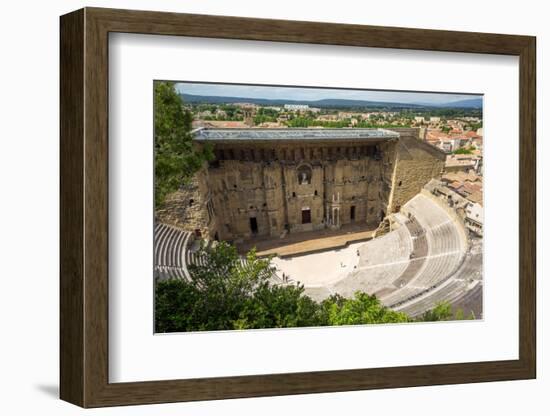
<box><xmin>60</xmin><ymin>7</ymin><xmax>536</xmax><ymax>408</ymax></box>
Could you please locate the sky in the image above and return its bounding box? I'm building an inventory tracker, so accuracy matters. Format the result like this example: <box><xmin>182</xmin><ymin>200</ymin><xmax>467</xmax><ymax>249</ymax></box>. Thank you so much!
<box><xmin>174</xmin><ymin>82</ymin><xmax>481</xmax><ymax>105</ymax></box>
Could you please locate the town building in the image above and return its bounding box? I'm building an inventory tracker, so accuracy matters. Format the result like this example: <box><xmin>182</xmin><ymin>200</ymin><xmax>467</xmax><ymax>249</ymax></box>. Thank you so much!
<box><xmin>445</xmin><ymin>154</ymin><xmax>482</xmax><ymax>173</ymax></box>
<box><xmin>424</xmin><ymin>179</ymin><xmax>483</xmax><ymax>236</ymax></box>
<box><xmin>284</xmin><ymin>104</ymin><xmax>310</xmax><ymax>111</ymax></box>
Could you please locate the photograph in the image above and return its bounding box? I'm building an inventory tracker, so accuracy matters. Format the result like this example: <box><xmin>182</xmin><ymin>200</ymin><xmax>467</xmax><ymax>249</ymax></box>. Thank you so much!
<box><xmin>153</xmin><ymin>81</ymin><xmax>484</xmax><ymax>333</ymax></box>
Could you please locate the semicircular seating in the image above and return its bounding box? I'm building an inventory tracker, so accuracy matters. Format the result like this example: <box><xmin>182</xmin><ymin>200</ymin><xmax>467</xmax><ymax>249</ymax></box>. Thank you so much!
<box><xmin>304</xmin><ymin>193</ymin><xmax>481</xmax><ymax>316</ymax></box>
<box><xmin>394</xmin><ymin>243</ymin><xmax>483</xmax><ymax>318</ymax></box>
<box><xmin>154</xmin><ymin>223</ymin><xmax>283</xmax><ymax>284</ymax></box>
<box><xmin>154</xmin><ymin>223</ymin><xmax>193</xmax><ymax>281</ymax></box>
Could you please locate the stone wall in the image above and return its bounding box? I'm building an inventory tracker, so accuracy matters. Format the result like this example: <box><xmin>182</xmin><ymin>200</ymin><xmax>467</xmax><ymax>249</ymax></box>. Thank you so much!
<box><xmin>200</xmin><ymin>141</ymin><xmax>393</xmax><ymax>242</ymax></box>
<box><xmin>155</xmin><ymin>170</ymin><xmax>216</xmax><ymax>239</ymax></box>
<box><xmin>388</xmin><ymin>134</ymin><xmax>446</xmax><ymax>213</ymax></box>
<box><xmin>154</xmin><ymin>128</ymin><xmax>444</xmax><ymax>243</ymax></box>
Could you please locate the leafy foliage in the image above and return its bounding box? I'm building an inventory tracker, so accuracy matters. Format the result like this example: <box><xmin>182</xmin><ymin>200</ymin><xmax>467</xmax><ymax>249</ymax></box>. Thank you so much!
<box><xmin>286</xmin><ymin>117</ymin><xmax>350</xmax><ymax>128</ymax></box>
<box><xmin>418</xmin><ymin>301</ymin><xmax>453</xmax><ymax>322</ymax></box>
<box><xmin>155</xmin><ymin>279</ymin><xmax>202</xmax><ymax>333</ymax></box>
<box><xmin>468</xmin><ymin>121</ymin><xmax>482</xmax><ymax>131</ymax></box>
<box><xmin>156</xmin><ymin>242</ymin><xmax>473</xmax><ymax>333</ymax></box>
<box><xmin>453</xmin><ymin>146</ymin><xmax>475</xmax><ymax>155</ymax></box>
<box><xmin>321</xmin><ymin>293</ymin><xmax>410</xmax><ymax>325</ymax></box>
<box><xmin>253</xmin><ymin>114</ymin><xmax>277</xmax><ymax>125</ymax></box>
<box><xmin>155</xmin><ymin>242</ymin><xmax>324</xmax><ymax>332</ymax></box>
<box><xmin>154</xmin><ymin>81</ymin><xmax>213</xmax><ymax>207</ymax></box>
<box><xmin>155</xmin><ymin>242</ymin><xmax>475</xmax><ymax>332</ymax></box>
<box><xmin>235</xmin><ymin>285</ymin><xmax>326</xmax><ymax>329</ymax></box>
<box><xmin>416</xmin><ymin>301</ymin><xmax>476</xmax><ymax>322</ymax></box>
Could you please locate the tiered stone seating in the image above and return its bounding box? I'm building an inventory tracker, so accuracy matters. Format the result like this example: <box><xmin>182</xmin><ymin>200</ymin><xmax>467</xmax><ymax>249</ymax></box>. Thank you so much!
<box><xmin>154</xmin><ymin>223</ymin><xmax>193</xmax><ymax>281</ymax></box>
<box><xmin>404</xmin><ymin>195</ymin><xmax>451</xmax><ymax>230</ymax></box>
<box><xmin>305</xmin><ymin>193</ymin><xmax>475</xmax><ymax>315</ymax></box>
<box><xmin>357</xmin><ymin>225</ymin><xmax>412</xmax><ymax>268</ymax></box>
<box><xmin>154</xmin><ymin>223</ymin><xmax>283</xmax><ymax>284</ymax></box>
<box><xmin>397</xmin><ymin>280</ymin><xmax>468</xmax><ymax>317</ymax></box>
<box><xmin>395</xmin><ymin>248</ymin><xmax>483</xmax><ymax>318</ymax></box>
<box><xmin>452</xmin><ymin>242</ymin><xmax>483</xmax><ymax>282</ymax></box>
<box><xmin>450</xmin><ymin>280</ymin><xmax>482</xmax><ymax>318</ymax></box>
<box><xmin>392</xmin><ymin>218</ymin><xmax>427</xmax><ymax>287</ymax></box>
<box><xmin>378</xmin><ymin>194</ymin><xmax>468</xmax><ymax>308</ymax></box>
<box><xmin>329</xmin><ymin>225</ymin><xmax>412</xmax><ymax>299</ymax></box>
<box><xmin>383</xmin><ymin>200</ymin><xmax>481</xmax><ymax>316</ymax></box>
<box><xmin>304</xmin><ymin>286</ymin><xmax>334</xmax><ymax>302</ymax></box>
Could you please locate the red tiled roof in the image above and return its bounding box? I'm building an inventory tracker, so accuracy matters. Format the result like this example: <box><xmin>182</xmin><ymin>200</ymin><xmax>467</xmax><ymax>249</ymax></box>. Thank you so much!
<box><xmin>461</xmin><ymin>182</ymin><xmax>482</xmax><ymax>194</ymax></box>
<box><xmin>468</xmin><ymin>191</ymin><xmax>483</xmax><ymax>205</ymax></box>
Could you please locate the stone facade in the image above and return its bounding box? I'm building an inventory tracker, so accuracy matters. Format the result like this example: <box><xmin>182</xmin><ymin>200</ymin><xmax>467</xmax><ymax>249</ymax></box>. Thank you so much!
<box><xmin>388</xmin><ymin>132</ymin><xmax>446</xmax><ymax>214</ymax></box>
<box><xmin>157</xmin><ymin>128</ymin><xmax>445</xmax><ymax>243</ymax></box>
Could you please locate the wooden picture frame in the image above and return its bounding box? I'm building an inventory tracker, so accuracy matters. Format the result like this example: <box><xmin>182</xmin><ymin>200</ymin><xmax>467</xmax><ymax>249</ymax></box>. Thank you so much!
<box><xmin>60</xmin><ymin>7</ymin><xmax>536</xmax><ymax>408</ymax></box>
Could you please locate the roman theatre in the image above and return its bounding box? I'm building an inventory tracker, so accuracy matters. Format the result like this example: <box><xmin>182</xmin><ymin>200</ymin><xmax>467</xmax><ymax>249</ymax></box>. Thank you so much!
<box><xmin>155</xmin><ymin>128</ymin><xmax>483</xmax><ymax>317</ymax></box>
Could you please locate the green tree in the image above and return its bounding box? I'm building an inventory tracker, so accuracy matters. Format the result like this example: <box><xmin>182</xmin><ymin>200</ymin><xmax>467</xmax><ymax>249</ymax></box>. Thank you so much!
<box><xmin>418</xmin><ymin>301</ymin><xmax>453</xmax><ymax>322</ymax></box>
<box><xmin>155</xmin><ymin>243</ymin><xmax>464</xmax><ymax>332</ymax></box>
<box><xmin>468</xmin><ymin>122</ymin><xmax>482</xmax><ymax>131</ymax></box>
<box><xmin>322</xmin><ymin>292</ymin><xmax>410</xmax><ymax>325</ymax></box>
<box><xmin>155</xmin><ymin>242</ymin><xmax>324</xmax><ymax>332</ymax></box>
<box><xmin>154</xmin><ymin>81</ymin><xmax>213</xmax><ymax>207</ymax></box>
<box><xmin>453</xmin><ymin>146</ymin><xmax>475</xmax><ymax>155</ymax></box>
<box><xmin>185</xmin><ymin>243</ymin><xmax>275</xmax><ymax>330</ymax></box>
<box><xmin>155</xmin><ymin>279</ymin><xmax>202</xmax><ymax>332</ymax></box>
<box><xmin>253</xmin><ymin>114</ymin><xmax>277</xmax><ymax>125</ymax></box>
<box><xmin>235</xmin><ymin>284</ymin><xmax>325</xmax><ymax>329</ymax></box>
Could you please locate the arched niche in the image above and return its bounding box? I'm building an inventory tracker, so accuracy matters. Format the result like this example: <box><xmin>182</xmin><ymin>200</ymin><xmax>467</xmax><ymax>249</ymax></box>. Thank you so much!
<box><xmin>297</xmin><ymin>164</ymin><xmax>312</xmax><ymax>185</ymax></box>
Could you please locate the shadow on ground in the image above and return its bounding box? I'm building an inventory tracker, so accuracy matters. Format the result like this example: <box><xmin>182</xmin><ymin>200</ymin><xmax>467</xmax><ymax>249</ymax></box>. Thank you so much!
<box><xmin>35</xmin><ymin>384</ymin><xmax>59</xmax><ymax>399</ymax></box>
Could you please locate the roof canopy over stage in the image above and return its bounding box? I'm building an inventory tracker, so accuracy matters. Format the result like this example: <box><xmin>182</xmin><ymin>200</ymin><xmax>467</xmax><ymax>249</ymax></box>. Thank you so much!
<box><xmin>192</xmin><ymin>127</ymin><xmax>400</xmax><ymax>143</ymax></box>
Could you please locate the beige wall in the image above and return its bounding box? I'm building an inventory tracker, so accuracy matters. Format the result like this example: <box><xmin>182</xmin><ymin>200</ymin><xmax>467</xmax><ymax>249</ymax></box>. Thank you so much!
<box><xmin>202</xmin><ymin>141</ymin><xmax>396</xmax><ymax>242</ymax></box>
<box><xmin>387</xmin><ymin>131</ymin><xmax>446</xmax><ymax>213</ymax></box>
<box><xmin>156</xmin><ymin>130</ymin><xmax>445</xmax><ymax>243</ymax></box>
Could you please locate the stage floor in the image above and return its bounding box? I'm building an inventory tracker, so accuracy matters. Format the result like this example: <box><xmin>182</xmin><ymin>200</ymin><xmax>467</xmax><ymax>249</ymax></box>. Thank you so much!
<box><xmin>236</xmin><ymin>223</ymin><xmax>376</xmax><ymax>258</ymax></box>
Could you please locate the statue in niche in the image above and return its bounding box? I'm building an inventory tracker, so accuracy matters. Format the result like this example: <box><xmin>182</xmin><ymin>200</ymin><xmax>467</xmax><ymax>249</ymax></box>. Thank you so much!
<box><xmin>297</xmin><ymin>165</ymin><xmax>312</xmax><ymax>185</ymax></box>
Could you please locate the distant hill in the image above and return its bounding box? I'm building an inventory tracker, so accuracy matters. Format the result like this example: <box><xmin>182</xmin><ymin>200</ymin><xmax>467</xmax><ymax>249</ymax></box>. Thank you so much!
<box><xmin>438</xmin><ymin>98</ymin><xmax>483</xmax><ymax>108</ymax></box>
<box><xmin>179</xmin><ymin>93</ymin><xmax>424</xmax><ymax>109</ymax></box>
<box><xmin>417</xmin><ymin>97</ymin><xmax>483</xmax><ymax>108</ymax></box>
<box><xmin>179</xmin><ymin>93</ymin><xmax>482</xmax><ymax>109</ymax></box>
